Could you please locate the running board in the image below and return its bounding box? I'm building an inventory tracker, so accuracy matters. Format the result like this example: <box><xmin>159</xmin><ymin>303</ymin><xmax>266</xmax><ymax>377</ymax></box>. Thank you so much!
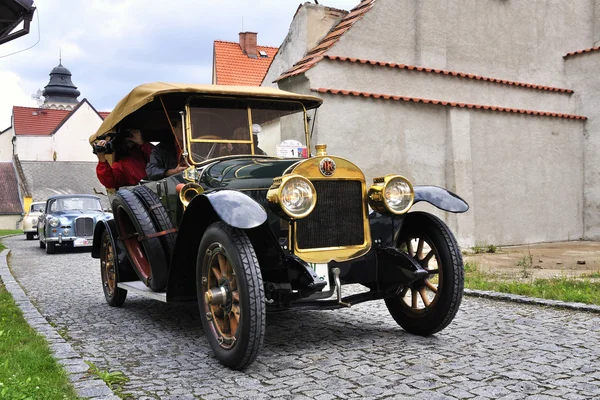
<box><xmin>117</xmin><ymin>281</ymin><xmax>167</xmax><ymax>302</ymax></box>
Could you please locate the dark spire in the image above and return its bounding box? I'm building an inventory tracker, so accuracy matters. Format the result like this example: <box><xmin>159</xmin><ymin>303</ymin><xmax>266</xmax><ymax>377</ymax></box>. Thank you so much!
<box><xmin>42</xmin><ymin>59</ymin><xmax>80</xmax><ymax>106</ymax></box>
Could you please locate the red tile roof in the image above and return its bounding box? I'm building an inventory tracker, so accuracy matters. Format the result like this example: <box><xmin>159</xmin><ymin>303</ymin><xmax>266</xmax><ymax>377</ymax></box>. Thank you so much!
<box><xmin>276</xmin><ymin>0</ymin><xmax>377</xmax><ymax>82</ymax></box>
<box><xmin>0</xmin><ymin>162</ymin><xmax>23</xmax><ymax>214</ymax></box>
<box><xmin>563</xmin><ymin>46</ymin><xmax>600</xmax><ymax>58</ymax></box>
<box><xmin>324</xmin><ymin>55</ymin><xmax>574</xmax><ymax>93</ymax></box>
<box><xmin>13</xmin><ymin>106</ymin><xmax>71</xmax><ymax>135</ymax></box>
<box><xmin>13</xmin><ymin>104</ymin><xmax>110</xmax><ymax>136</ymax></box>
<box><xmin>312</xmin><ymin>88</ymin><xmax>587</xmax><ymax>120</ymax></box>
<box><xmin>214</xmin><ymin>40</ymin><xmax>278</xmax><ymax>86</ymax></box>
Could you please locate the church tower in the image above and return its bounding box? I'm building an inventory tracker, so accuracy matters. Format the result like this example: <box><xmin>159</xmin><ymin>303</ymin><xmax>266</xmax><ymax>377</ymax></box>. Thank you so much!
<box><xmin>41</xmin><ymin>60</ymin><xmax>81</xmax><ymax>110</ymax></box>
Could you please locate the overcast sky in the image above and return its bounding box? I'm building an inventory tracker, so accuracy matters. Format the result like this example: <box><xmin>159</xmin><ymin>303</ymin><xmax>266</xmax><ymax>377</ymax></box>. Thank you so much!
<box><xmin>0</xmin><ymin>0</ymin><xmax>359</xmax><ymax>129</ymax></box>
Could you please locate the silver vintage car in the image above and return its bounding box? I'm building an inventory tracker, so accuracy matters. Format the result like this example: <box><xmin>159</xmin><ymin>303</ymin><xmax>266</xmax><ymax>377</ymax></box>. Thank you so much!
<box><xmin>38</xmin><ymin>194</ymin><xmax>111</xmax><ymax>254</ymax></box>
<box><xmin>23</xmin><ymin>201</ymin><xmax>45</xmax><ymax>240</ymax></box>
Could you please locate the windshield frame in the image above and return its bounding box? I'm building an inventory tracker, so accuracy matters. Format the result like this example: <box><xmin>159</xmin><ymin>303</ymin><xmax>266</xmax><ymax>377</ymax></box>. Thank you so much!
<box><xmin>184</xmin><ymin>95</ymin><xmax>309</xmax><ymax>165</ymax></box>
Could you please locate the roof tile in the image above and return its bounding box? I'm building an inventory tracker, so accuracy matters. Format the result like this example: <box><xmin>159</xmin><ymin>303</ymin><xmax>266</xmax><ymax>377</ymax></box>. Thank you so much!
<box><xmin>214</xmin><ymin>40</ymin><xmax>278</xmax><ymax>86</ymax></box>
<box><xmin>13</xmin><ymin>105</ymin><xmax>110</xmax><ymax>136</ymax></box>
<box><xmin>564</xmin><ymin>46</ymin><xmax>600</xmax><ymax>58</ymax></box>
<box><xmin>312</xmin><ymin>88</ymin><xmax>586</xmax><ymax>120</ymax></box>
<box><xmin>0</xmin><ymin>162</ymin><xmax>22</xmax><ymax>214</ymax></box>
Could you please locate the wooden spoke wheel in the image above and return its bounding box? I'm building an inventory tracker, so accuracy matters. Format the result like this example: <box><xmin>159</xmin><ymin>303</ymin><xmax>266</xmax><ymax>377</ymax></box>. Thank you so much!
<box><xmin>385</xmin><ymin>212</ymin><xmax>464</xmax><ymax>336</ymax></box>
<box><xmin>100</xmin><ymin>229</ymin><xmax>127</xmax><ymax>307</ymax></box>
<box><xmin>197</xmin><ymin>222</ymin><xmax>265</xmax><ymax>369</ymax></box>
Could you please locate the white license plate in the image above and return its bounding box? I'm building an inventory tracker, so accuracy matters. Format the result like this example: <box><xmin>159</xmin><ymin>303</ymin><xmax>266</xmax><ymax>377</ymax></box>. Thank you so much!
<box><xmin>310</xmin><ymin>263</ymin><xmax>330</xmax><ymax>291</ymax></box>
<box><xmin>73</xmin><ymin>238</ymin><xmax>91</xmax><ymax>247</ymax></box>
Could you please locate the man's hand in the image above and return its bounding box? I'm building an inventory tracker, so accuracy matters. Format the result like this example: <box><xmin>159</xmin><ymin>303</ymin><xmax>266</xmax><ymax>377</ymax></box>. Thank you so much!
<box><xmin>165</xmin><ymin>165</ymin><xmax>187</xmax><ymax>177</ymax></box>
<box><xmin>94</xmin><ymin>140</ymin><xmax>107</xmax><ymax>162</ymax></box>
<box><xmin>130</xmin><ymin>129</ymin><xmax>144</xmax><ymax>145</ymax></box>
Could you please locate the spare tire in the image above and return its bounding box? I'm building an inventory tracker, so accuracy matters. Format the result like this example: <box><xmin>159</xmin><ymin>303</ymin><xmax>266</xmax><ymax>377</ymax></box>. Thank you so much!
<box><xmin>112</xmin><ymin>188</ymin><xmax>169</xmax><ymax>291</ymax></box>
<box><xmin>132</xmin><ymin>186</ymin><xmax>177</xmax><ymax>264</ymax></box>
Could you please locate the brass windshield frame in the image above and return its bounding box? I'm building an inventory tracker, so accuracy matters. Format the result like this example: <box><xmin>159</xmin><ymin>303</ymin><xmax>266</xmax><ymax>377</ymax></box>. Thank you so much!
<box><xmin>184</xmin><ymin>95</ymin><xmax>309</xmax><ymax>165</ymax></box>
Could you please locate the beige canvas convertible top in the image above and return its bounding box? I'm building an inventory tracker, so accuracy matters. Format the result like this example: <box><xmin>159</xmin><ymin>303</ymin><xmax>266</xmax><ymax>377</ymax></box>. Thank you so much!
<box><xmin>90</xmin><ymin>82</ymin><xmax>323</xmax><ymax>143</ymax></box>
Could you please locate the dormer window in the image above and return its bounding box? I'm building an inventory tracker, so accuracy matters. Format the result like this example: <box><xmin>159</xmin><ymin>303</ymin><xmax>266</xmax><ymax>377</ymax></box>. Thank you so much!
<box><xmin>259</xmin><ymin>50</ymin><xmax>268</xmax><ymax>58</ymax></box>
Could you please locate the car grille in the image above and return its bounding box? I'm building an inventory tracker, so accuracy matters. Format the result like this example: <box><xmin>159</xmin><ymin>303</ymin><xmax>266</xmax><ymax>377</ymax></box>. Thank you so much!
<box><xmin>75</xmin><ymin>217</ymin><xmax>94</xmax><ymax>237</ymax></box>
<box><xmin>296</xmin><ymin>180</ymin><xmax>364</xmax><ymax>249</ymax></box>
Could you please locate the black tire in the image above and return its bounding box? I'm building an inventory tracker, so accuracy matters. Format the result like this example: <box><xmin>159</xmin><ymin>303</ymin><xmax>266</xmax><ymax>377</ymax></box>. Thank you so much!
<box><xmin>46</xmin><ymin>242</ymin><xmax>56</xmax><ymax>254</ymax></box>
<box><xmin>100</xmin><ymin>229</ymin><xmax>127</xmax><ymax>307</ymax></box>
<box><xmin>385</xmin><ymin>212</ymin><xmax>464</xmax><ymax>336</ymax></box>
<box><xmin>112</xmin><ymin>189</ymin><xmax>169</xmax><ymax>292</ymax></box>
<box><xmin>132</xmin><ymin>186</ymin><xmax>176</xmax><ymax>264</ymax></box>
<box><xmin>197</xmin><ymin>222</ymin><xmax>265</xmax><ymax>369</ymax></box>
<box><xmin>39</xmin><ymin>239</ymin><xmax>45</xmax><ymax>249</ymax></box>
<box><xmin>26</xmin><ymin>232</ymin><xmax>34</xmax><ymax>240</ymax></box>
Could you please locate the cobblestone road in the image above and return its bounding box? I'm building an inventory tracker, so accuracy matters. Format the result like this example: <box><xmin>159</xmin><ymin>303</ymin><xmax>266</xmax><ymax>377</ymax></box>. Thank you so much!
<box><xmin>3</xmin><ymin>234</ymin><xmax>600</xmax><ymax>399</ymax></box>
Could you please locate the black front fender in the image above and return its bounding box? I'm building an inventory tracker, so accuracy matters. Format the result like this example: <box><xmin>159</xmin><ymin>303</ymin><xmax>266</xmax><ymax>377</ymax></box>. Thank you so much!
<box><xmin>167</xmin><ymin>190</ymin><xmax>268</xmax><ymax>302</ymax></box>
<box><xmin>414</xmin><ymin>185</ymin><xmax>469</xmax><ymax>213</ymax></box>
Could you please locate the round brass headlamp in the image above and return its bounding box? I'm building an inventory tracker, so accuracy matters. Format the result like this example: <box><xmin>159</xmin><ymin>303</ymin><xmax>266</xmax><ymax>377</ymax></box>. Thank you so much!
<box><xmin>267</xmin><ymin>175</ymin><xmax>317</xmax><ymax>219</ymax></box>
<box><xmin>368</xmin><ymin>175</ymin><xmax>414</xmax><ymax>215</ymax></box>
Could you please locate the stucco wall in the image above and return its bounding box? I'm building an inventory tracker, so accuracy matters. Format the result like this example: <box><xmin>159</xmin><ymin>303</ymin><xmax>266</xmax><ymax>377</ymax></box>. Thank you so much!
<box><xmin>329</xmin><ymin>0</ymin><xmax>597</xmax><ymax>86</ymax></box>
<box><xmin>0</xmin><ymin>215</ymin><xmax>23</xmax><ymax>230</ymax></box>
<box><xmin>262</xmin><ymin>4</ymin><xmax>345</xmax><ymax>87</ymax></box>
<box><xmin>0</xmin><ymin>128</ymin><xmax>14</xmax><ymax>161</ymax></box>
<box><xmin>16</xmin><ymin>136</ymin><xmax>53</xmax><ymax>160</ymax></box>
<box><xmin>565</xmin><ymin>51</ymin><xmax>600</xmax><ymax>239</ymax></box>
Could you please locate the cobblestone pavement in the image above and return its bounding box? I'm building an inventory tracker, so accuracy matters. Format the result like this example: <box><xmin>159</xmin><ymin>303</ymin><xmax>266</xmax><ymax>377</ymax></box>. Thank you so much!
<box><xmin>3</xmin><ymin>234</ymin><xmax>600</xmax><ymax>399</ymax></box>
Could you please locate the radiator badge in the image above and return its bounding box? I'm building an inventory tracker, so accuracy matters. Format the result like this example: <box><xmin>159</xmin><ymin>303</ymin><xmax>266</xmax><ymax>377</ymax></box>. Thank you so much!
<box><xmin>319</xmin><ymin>157</ymin><xmax>336</xmax><ymax>177</ymax></box>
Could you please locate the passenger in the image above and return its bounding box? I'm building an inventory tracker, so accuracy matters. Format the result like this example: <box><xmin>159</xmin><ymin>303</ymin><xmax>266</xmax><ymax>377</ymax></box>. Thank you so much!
<box><xmin>218</xmin><ymin>124</ymin><xmax>266</xmax><ymax>156</ymax></box>
<box><xmin>146</xmin><ymin>120</ymin><xmax>187</xmax><ymax>180</ymax></box>
<box><xmin>94</xmin><ymin>129</ymin><xmax>153</xmax><ymax>189</ymax></box>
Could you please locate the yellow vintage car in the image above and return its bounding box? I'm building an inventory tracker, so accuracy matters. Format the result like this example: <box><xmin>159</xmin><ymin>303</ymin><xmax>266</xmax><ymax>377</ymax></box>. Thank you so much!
<box><xmin>23</xmin><ymin>201</ymin><xmax>45</xmax><ymax>240</ymax></box>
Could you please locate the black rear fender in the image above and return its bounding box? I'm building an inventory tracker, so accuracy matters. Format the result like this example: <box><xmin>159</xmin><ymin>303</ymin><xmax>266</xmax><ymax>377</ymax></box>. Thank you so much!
<box><xmin>166</xmin><ymin>190</ymin><xmax>272</xmax><ymax>302</ymax></box>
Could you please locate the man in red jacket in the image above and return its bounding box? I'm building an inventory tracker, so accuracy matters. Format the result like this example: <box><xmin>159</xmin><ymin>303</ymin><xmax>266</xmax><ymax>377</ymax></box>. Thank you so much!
<box><xmin>95</xmin><ymin>129</ymin><xmax>153</xmax><ymax>189</ymax></box>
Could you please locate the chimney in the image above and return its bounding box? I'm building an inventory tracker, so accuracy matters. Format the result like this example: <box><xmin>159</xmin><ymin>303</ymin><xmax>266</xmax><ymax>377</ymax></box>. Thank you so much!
<box><xmin>239</xmin><ymin>32</ymin><xmax>258</xmax><ymax>58</ymax></box>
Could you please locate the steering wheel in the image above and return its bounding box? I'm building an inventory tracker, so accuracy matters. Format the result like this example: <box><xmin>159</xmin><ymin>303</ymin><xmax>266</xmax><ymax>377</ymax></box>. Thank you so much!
<box><xmin>192</xmin><ymin>135</ymin><xmax>222</xmax><ymax>161</ymax></box>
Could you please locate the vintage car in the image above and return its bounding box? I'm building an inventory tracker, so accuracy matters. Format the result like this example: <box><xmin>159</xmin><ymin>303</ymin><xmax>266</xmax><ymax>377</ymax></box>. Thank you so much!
<box><xmin>23</xmin><ymin>201</ymin><xmax>45</xmax><ymax>240</ymax></box>
<box><xmin>38</xmin><ymin>194</ymin><xmax>110</xmax><ymax>254</ymax></box>
<box><xmin>90</xmin><ymin>83</ymin><xmax>469</xmax><ymax>370</ymax></box>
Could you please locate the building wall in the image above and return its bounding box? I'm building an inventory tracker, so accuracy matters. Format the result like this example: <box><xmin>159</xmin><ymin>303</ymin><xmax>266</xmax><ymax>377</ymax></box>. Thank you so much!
<box><xmin>0</xmin><ymin>128</ymin><xmax>14</xmax><ymax>161</ymax></box>
<box><xmin>0</xmin><ymin>215</ymin><xmax>23</xmax><ymax>230</ymax></box>
<box><xmin>330</xmin><ymin>0</ymin><xmax>598</xmax><ymax>87</ymax></box>
<box><xmin>16</xmin><ymin>136</ymin><xmax>53</xmax><ymax>160</ymax></box>
<box><xmin>262</xmin><ymin>4</ymin><xmax>345</xmax><ymax>87</ymax></box>
<box><xmin>565</xmin><ymin>52</ymin><xmax>600</xmax><ymax>239</ymax></box>
<box><xmin>52</xmin><ymin>103</ymin><xmax>102</xmax><ymax>162</ymax></box>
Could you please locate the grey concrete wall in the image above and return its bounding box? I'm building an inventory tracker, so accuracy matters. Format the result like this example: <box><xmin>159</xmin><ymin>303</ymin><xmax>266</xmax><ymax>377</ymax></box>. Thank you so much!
<box><xmin>262</xmin><ymin>4</ymin><xmax>345</xmax><ymax>87</ymax></box>
<box><xmin>310</xmin><ymin>60</ymin><xmax>575</xmax><ymax>114</ymax></box>
<box><xmin>0</xmin><ymin>215</ymin><xmax>22</xmax><ymax>230</ymax></box>
<box><xmin>330</xmin><ymin>0</ymin><xmax>595</xmax><ymax>86</ymax></box>
<box><xmin>565</xmin><ymin>52</ymin><xmax>600</xmax><ymax>239</ymax></box>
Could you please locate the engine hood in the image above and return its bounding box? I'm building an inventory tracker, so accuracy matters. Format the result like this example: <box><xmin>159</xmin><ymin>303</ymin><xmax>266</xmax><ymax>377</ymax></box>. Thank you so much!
<box><xmin>50</xmin><ymin>210</ymin><xmax>103</xmax><ymax>219</ymax></box>
<box><xmin>200</xmin><ymin>157</ymin><xmax>300</xmax><ymax>190</ymax></box>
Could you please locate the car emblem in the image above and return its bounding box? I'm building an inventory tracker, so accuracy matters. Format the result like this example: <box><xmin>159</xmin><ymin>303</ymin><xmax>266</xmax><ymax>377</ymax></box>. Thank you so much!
<box><xmin>319</xmin><ymin>157</ymin><xmax>336</xmax><ymax>177</ymax></box>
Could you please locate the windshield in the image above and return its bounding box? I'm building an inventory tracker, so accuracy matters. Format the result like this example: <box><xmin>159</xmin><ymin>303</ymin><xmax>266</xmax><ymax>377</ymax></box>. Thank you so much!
<box><xmin>49</xmin><ymin>198</ymin><xmax>102</xmax><ymax>212</ymax></box>
<box><xmin>30</xmin><ymin>203</ymin><xmax>44</xmax><ymax>212</ymax></box>
<box><xmin>186</xmin><ymin>97</ymin><xmax>309</xmax><ymax>164</ymax></box>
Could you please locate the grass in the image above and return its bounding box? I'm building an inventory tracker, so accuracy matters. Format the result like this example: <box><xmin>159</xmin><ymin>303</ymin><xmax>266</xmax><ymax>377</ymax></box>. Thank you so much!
<box><xmin>0</xmin><ymin>230</ymin><xmax>21</xmax><ymax>253</ymax></box>
<box><xmin>464</xmin><ymin>262</ymin><xmax>600</xmax><ymax>305</ymax></box>
<box><xmin>85</xmin><ymin>361</ymin><xmax>129</xmax><ymax>398</ymax></box>
<box><xmin>0</xmin><ymin>281</ymin><xmax>79</xmax><ymax>400</ymax></box>
<box><xmin>471</xmin><ymin>243</ymin><xmax>497</xmax><ymax>254</ymax></box>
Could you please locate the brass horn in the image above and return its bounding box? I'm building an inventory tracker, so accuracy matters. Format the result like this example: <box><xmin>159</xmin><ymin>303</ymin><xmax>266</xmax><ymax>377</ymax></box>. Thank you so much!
<box><xmin>178</xmin><ymin>183</ymin><xmax>204</xmax><ymax>208</ymax></box>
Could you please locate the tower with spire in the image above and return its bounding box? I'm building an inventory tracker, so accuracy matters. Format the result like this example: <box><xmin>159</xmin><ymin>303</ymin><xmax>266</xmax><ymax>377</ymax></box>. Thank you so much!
<box><xmin>41</xmin><ymin>55</ymin><xmax>81</xmax><ymax>110</ymax></box>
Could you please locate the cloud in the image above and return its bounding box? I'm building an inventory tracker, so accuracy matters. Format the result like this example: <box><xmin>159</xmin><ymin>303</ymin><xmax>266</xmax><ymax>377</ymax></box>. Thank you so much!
<box><xmin>0</xmin><ymin>0</ymin><xmax>359</xmax><ymax>125</ymax></box>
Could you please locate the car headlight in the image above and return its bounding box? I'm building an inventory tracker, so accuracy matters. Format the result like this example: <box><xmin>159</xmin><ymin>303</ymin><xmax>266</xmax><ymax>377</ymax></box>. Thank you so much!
<box><xmin>368</xmin><ymin>175</ymin><xmax>414</xmax><ymax>215</ymax></box>
<box><xmin>31</xmin><ymin>218</ymin><xmax>37</xmax><ymax>225</ymax></box>
<box><xmin>267</xmin><ymin>175</ymin><xmax>317</xmax><ymax>219</ymax></box>
<box><xmin>49</xmin><ymin>218</ymin><xmax>59</xmax><ymax>228</ymax></box>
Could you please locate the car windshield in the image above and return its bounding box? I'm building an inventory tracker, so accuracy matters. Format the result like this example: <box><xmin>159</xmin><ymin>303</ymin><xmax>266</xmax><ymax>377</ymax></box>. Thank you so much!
<box><xmin>50</xmin><ymin>198</ymin><xmax>102</xmax><ymax>212</ymax></box>
<box><xmin>187</xmin><ymin>97</ymin><xmax>310</xmax><ymax>164</ymax></box>
<box><xmin>30</xmin><ymin>203</ymin><xmax>44</xmax><ymax>212</ymax></box>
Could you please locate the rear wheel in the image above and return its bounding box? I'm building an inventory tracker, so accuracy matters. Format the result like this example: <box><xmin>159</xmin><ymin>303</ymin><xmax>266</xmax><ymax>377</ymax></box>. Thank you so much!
<box><xmin>100</xmin><ymin>229</ymin><xmax>127</xmax><ymax>307</ymax></box>
<box><xmin>385</xmin><ymin>212</ymin><xmax>464</xmax><ymax>336</ymax></box>
<box><xmin>197</xmin><ymin>222</ymin><xmax>265</xmax><ymax>369</ymax></box>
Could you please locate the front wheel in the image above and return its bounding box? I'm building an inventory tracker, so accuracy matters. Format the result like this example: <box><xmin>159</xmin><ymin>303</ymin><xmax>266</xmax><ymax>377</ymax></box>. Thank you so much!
<box><xmin>46</xmin><ymin>242</ymin><xmax>56</xmax><ymax>254</ymax></box>
<box><xmin>385</xmin><ymin>212</ymin><xmax>464</xmax><ymax>336</ymax></box>
<box><xmin>197</xmin><ymin>222</ymin><xmax>265</xmax><ymax>369</ymax></box>
<box><xmin>26</xmin><ymin>232</ymin><xmax>34</xmax><ymax>240</ymax></box>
